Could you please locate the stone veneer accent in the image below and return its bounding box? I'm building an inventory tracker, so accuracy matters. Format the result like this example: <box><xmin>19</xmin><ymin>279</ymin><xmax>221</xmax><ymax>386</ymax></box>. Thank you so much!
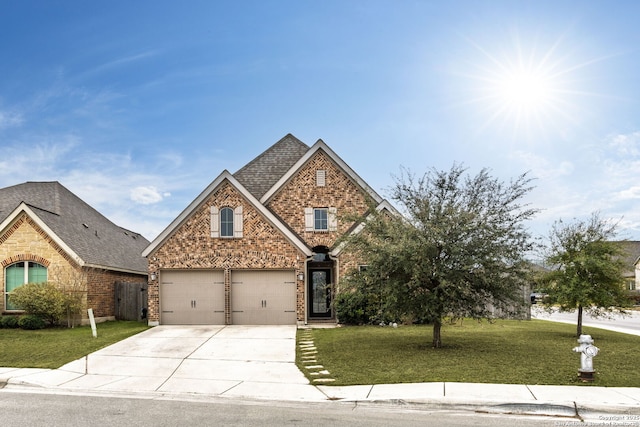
<box><xmin>0</xmin><ymin>212</ymin><xmax>146</xmax><ymax>320</ymax></box>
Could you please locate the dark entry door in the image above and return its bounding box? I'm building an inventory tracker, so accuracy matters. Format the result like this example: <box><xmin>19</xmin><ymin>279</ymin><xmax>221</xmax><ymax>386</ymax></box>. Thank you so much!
<box><xmin>309</xmin><ymin>269</ymin><xmax>332</xmax><ymax>318</ymax></box>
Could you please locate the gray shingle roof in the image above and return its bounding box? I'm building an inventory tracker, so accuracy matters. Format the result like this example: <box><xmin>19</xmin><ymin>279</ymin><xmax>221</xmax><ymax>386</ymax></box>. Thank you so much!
<box><xmin>613</xmin><ymin>240</ymin><xmax>640</xmax><ymax>277</ymax></box>
<box><xmin>0</xmin><ymin>181</ymin><xmax>149</xmax><ymax>274</ymax></box>
<box><xmin>233</xmin><ymin>133</ymin><xmax>310</xmax><ymax>199</ymax></box>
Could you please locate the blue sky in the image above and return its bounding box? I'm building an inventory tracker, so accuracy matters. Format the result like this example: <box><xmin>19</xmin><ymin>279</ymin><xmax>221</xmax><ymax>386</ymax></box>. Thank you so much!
<box><xmin>2</xmin><ymin>1</ymin><xmax>640</xmax><ymax>244</ymax></box>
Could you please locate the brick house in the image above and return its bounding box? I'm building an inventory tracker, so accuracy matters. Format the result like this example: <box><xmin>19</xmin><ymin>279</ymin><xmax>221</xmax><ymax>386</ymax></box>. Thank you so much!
<box><xmin>142</xmin><ymin>134</ymin><xmax>395</xmax><ymax>325</ymax></box>
<box><xmin>0</xmin><ymin>181</ymin><xmax>149</xmax><ymax>322</ymax></box>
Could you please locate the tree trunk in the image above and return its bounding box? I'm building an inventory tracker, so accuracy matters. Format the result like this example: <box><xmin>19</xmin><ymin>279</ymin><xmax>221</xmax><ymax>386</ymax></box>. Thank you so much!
<box><xmin>576</xmin><ymin>304</ymin><xmax>583</xmax><ymax>337</ymax></box>
<box><xmin>432</xmin><ymin>318</ymin><xmax>442</xmax><ymax>348</ymax></box>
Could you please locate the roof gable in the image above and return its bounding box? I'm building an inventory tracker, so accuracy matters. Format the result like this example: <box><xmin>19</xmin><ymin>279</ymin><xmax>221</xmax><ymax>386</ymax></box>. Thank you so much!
<box><xmin>260</xmin><ymin>139</ymin><xmax>384</xmax><ymax>205</ymax></box>
<box><xmin>0</xmin><ymin>203</ymin><xmax>83</xmax><ymax>265</ymax></box>
<box><xmin>0</xmin><ymin>182</ymin><xmax>149</xmax><ymax>274</ymax></box>
<box><xmin>142</xmin><ymin>170</ymin><xmax>312</xmax><ymax>257</ymax></box>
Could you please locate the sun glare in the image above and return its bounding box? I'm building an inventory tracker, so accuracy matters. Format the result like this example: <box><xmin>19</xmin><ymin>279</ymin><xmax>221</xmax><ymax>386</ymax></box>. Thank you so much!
<box><xmin>457</xmin><ymin>31</ymin><xmax>594</xmax><ymax>139</ymax></box>
<box><xmin>498</xmin><ymin>69</ymin><xmax>553</xmax><ymax>110</ymax></box>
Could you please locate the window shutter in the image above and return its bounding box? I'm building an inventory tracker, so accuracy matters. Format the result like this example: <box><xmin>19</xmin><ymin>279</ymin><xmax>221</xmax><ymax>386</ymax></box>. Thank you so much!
<box><xmin>328</xmin><ymin>207</ymin><xmax>338</xmax><ymax>231</ymax></box>
<box><xmin>210</xmin><ymin>206</ymin><xmax>219</xmax><ymax>238</ymax></box>
<box><xmin>234</xmin><ymin>205</ymin><xmax>243</xmax><ymax>238</ymax></box>
<box><xmin>304</xmin><ymin>207</ymin><xmax>314</xmax><ymax>231</ymax></box>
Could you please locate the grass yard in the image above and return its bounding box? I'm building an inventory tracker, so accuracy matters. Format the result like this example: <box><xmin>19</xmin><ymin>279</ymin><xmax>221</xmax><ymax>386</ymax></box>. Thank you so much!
<box><xmin>298</xmin><ymin>319</ymin><xmax>639</xmax><ymax>387</ymax></box>
<box><xmin>0</xmin><ymin>321</ymin><xmax>149</xmax><ymax>369</ymax></box>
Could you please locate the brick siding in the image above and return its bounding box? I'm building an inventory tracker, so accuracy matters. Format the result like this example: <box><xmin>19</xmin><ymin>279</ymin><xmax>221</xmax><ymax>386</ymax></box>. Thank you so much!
<box><xmin>146</xmin><ymin>181</ymin><xmax>306</xmax><ymax>323</ymax></box>
<box><xmin>146</xmin><ymin>150</ymin><xmax>371</xmax><ymax>324</ymax></box>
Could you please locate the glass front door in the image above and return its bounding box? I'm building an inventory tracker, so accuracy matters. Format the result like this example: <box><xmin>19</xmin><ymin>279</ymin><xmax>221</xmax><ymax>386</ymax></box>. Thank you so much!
<box><xmin>309</xmin><ymin>269</ymin><xmax>332</xmax><ymax>318</ymax></box>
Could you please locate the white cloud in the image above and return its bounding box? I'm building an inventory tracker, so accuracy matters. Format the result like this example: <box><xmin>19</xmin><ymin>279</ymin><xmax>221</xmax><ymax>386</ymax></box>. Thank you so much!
<box><xmin>608</xmin><ymin>131</ymin><xmax>640</xmax><ymax>156</ymax></box>
<box><xmin>130</xmin><ymin>186</ymin><xmax>170</xmax><ymax>205</ymax></box>
<box><xmin>509</xmin><ymin>150</ymin><xmax>574</xmax><ymax>180</ymax></box>
<box><xmin>0</xmin><ymin>110</ymin><xmax>23</xmax><ymax>129</ymax></box>
<box><xmin>614</xmin><ymin>185</ymin><xmax>640</xmax><ymax>201</ymax></box>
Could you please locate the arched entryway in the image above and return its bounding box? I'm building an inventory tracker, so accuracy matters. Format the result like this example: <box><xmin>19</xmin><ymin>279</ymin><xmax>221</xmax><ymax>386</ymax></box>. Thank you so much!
<box><xmin>307</xmin><ymin>246</ymin><xmax>334</xmax><ymax>320</ymax></box>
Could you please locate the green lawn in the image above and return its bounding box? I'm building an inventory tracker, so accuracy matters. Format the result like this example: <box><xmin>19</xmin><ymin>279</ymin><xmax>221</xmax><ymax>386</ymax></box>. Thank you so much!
<box><xmin>298</xmin><ymin>319</ymin><xmax>639</xmax><ymax>387</ymax></box>
<box><xmin>0</xmin><ymin>321</ymin><xmax>149</xmax><ymax>369</ymax></box>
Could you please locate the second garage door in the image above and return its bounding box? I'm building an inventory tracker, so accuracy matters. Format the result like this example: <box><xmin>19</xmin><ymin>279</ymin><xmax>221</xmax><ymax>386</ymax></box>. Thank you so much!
<box><xmin>160</xmin><ymin>270</ymin><xmax>225</xmax><ymax>325</ymax></box>
<box><xmin>231</xmin><ymin>270</ymin><xmax>297</xmax><ymax>325</ymax></box>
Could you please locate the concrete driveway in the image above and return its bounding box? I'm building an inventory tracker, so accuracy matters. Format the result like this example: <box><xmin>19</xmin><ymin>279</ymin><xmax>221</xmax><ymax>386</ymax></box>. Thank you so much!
<box><xmin>12</xmin><ymin>325</ymin><xmax>326</xmax><ymax>401</ymax></box>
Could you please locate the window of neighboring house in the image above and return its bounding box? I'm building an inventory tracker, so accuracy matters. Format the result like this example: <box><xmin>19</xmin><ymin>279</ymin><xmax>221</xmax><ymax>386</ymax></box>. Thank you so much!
<box><xmin>5</xmin><ymin>262</ymin><xmax>47</xmax><ymax>310</ymax></box>
<box><xmin>628</xmin><ymin>280</ymin><xmax>636</xmax><ymax>291</ymax></box>
<box><xmin>210</xmin><ymin>205</ymin><xmax>243</xmax><ymax>238</ymax></box>
<box><xmin>305</xmin><ymin>207</ymin><xmax>337</xmax><ymax>232</ymax></box>
<box><xmin>359</xmin><ymin>265</ymin><xmax>368</xmax><ymax>272</ymax></box>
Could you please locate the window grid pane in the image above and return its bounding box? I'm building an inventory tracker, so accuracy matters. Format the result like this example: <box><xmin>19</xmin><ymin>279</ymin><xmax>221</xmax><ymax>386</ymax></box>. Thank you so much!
<box><xmin>220</xmin><ymin>207</ymin><xmax>234</xmax><ymax>237</ymax></box>
<box><xmin>6</xmin><ymin>263</ymin><xmax>25</xmax><ymax>292</ymax></box>
<box><xmin>314</xmin><ymin>209</ymin><xmax>328</xmax><ymax>230</ymax></box>
<box><xmin>28</xmin><ymin>262</ymin><xmax>47</xmax><ymax>283</ymax></box>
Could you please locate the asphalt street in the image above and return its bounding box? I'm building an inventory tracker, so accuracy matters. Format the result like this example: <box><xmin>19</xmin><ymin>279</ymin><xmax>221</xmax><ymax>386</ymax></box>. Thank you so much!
<box><xmin>0</xmin><ymin>389</ymin><xmax>606</xmax><ymax>427</ymax></box>
<box><xmin>531</xmin><ymin>306</ymin><xmax>640</xmax><ymax>336</ymax></box>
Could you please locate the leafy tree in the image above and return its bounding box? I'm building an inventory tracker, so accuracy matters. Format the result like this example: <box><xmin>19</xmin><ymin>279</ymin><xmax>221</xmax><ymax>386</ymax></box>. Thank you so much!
<box><xmin>541</xmin><ymin>213</ymin><xmax>631</xmax><ymax>336</ymax></box>
<box><xmin>339</xmin><ymin>165</ymin><xmax>537</xmax><ymax>347</ymax></box>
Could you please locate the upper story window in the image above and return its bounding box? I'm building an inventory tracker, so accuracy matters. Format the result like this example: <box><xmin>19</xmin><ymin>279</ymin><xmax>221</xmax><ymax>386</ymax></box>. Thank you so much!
<box><xmin>210</xmin><ymin>205</ymin><xmax>243</xmax><ymax>238</ymax></box>
<box><xmin>5</xmin><ymin>261</ymin><xmax>47</xmax><ymax>310</ymax></box>
<box><xmin>220</xmin><ymin>207</ymin><xmax>234</xmax><ymax>237</ymax></box>
<box><xmin>315</xmin><ymin>208</ymin><xmax>328</xmax><ymax>230</ymax></box>
<box><xmin>305</xmin><ymin>207</ymin><xmax>337</xmax><ymax>232</ymax></box>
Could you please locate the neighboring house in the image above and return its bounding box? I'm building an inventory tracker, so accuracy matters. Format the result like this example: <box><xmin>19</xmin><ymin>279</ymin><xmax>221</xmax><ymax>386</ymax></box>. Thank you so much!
<box><xmin>142</xmin><ymin>134</ymin><xmax>395</xmax><ymax>326</ymax></box>
<box><xmin>615</xmin><ymin>241</ymin><xmax>640</xmax><ymax>303</ymax></box>
<box><xmin>0</xmin><ymin>181</ymin><xmax>150</xmax><ymax>322</ymax></box>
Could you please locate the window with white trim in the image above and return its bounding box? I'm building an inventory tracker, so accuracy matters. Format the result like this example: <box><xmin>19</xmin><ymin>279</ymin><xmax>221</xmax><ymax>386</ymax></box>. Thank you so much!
<box><xmin>4</xmin><ymin>262</ymin><xmax>47</xmax><ymax>310</ymax></box>
<box><xmin>211</xmin><ymin>205</ymin><xmax>243</xmax><ymax>238</ymax></box>
<box><xmin>315</xmin><ymin>208</ymin><xmax>328</xmax><ymax>230</ymax></box>
<box><xmin>305</xmin><ymin>207</ymin><xmax>337</xmax><ymax>232</ymax></box>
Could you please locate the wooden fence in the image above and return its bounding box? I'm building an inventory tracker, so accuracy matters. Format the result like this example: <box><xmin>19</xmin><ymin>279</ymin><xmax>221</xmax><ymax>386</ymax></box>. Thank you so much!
<box><xmin>114</xmin><ymin>281</ymin><xmax>148</xmax><ymax>321</ymax></box>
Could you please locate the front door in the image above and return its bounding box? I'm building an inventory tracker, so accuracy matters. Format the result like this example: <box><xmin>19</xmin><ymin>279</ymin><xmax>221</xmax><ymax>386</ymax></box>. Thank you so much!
<box><xmin>309</xmin><ymin>269</ymin><xmax>332</xmax><ymax>319</ymax></box>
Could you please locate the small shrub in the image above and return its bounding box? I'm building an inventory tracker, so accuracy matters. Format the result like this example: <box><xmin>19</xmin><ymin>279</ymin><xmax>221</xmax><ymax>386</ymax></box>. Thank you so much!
<box><xmin>335</xmin><ymin>291</ymin><xmax>369</xmax><ymax>324</ymax></box>
<box><xmin>1</xmin><ymin>315</ymin><xmax>20</xmax><ymax>328</ymax></box>
<box><xmin>8</xmin><ymin>282</ymin><xmax>66</xmax><ymax>325</ymax></box>
<box><xmin>18</xmin><ymin>314</ymin><xmax>46</xmax><ymax>330</ymax></box>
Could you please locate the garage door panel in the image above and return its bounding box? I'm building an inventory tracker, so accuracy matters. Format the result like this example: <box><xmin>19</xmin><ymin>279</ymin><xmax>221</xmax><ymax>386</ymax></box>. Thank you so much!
<box><xmin>231</xmin><ymin>270</ymin><xmax>296</xmax><ymax>325</ymax></box>
<box><xmin>160</xmin><ymin>270</ymin><xmax>225</xmax><ymax>325</ymax></box>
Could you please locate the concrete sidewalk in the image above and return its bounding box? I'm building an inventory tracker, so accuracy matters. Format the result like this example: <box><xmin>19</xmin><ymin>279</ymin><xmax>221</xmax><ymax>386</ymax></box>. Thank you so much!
<box><xmin>1</xmin><ymin>325</ymin><xmax>639</xmax><ymax>418</ymax></box>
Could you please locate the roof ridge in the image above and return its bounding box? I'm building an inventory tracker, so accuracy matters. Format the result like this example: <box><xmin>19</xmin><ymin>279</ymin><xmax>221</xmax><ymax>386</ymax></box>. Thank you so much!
<box><xmin>233</xmin><ymin>133</ymin><xmax>311</xmax><ymax>199</ymax></box>
<box><xmin>233</xmin><ymin>133</ymin><xmax>309</xmax><ymax>175</ymax></box>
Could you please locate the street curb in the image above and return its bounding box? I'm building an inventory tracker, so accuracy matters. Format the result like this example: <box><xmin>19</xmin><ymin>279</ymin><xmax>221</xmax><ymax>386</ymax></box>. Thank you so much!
<box><xmin>3</xmin><ymin>372</ymin><xmax>639</xmax><ymax>418</ymax></box>
<box><xmin>340</xmin><ymin>398</ymin><xmax>640</xmax><ymax>418</ymax></box>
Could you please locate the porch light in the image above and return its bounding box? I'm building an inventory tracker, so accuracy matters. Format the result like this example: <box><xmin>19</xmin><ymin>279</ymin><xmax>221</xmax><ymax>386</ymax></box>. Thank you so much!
<box><xmin>297</xmin><ymin>272</ymin><xmax>304</xmax><ymax>281</ymax></box>
<box><xmin>150</xmin><ymin>272</ymin><xmax>157</xmax><ymax>281</ymax></box>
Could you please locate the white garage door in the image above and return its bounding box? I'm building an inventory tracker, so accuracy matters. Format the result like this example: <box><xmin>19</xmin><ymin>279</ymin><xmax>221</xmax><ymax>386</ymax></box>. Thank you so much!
<box><xmin>160</xmin><ymin>270</ymin><xmax>225</xmax><ymax>325</ymax></box>
<box><xmin>231</xmin><ymin>270</ymin><xmax>297</xmax><ymax>325</ymax></box>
